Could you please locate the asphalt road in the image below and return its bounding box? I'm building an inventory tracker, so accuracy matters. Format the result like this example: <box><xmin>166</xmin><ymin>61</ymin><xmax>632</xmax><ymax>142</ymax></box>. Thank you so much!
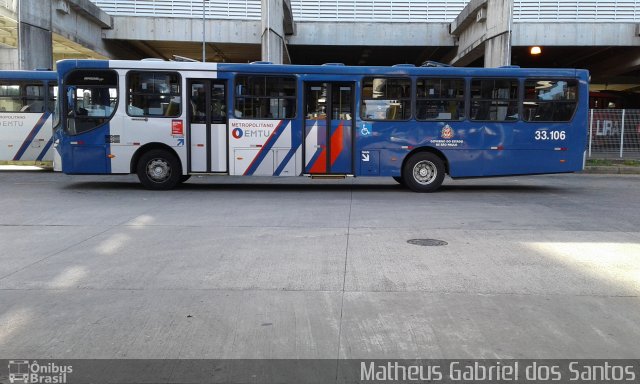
<box><xmin>0</xmin><ymin>171</ymin><xmax>639</xmax><ymax>364</ymax></box>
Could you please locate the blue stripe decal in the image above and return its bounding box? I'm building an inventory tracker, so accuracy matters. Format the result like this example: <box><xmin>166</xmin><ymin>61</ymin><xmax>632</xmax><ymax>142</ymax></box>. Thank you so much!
<box><xmin>244</xmin><ymin>120</ymin><xmax>286</xmax><ymax>176</ymax></box>
<box><xmin>36</xmin><ymin>137</ymin><xmax>54</xmax><ymax>161</ymax></box>
<box><xmin>13</xmin><ymin>112</ymin><xmax>49</xmax><ymax>161</ymax></box>
<box><xmin>274</xmin><ymin>145</ymin><xmax>299</xmax><ymax>176</ymax></box>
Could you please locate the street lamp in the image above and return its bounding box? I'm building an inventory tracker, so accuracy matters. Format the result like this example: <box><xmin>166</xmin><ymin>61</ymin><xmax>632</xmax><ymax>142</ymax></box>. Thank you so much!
<box><xmin>17</xmin><ymin>0</ymin><xmax>22</xmax><ymax>69</ymax></box>
<box><xmin>202</xmin><ymin>0</ymin><xmax>209</xmax><ymax>62</ymax></box>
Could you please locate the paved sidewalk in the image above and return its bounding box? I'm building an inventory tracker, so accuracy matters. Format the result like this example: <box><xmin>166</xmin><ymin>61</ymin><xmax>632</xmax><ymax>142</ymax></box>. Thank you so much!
<box><xmin>0</xmin><ymin>171</ymin><xmax>639</xmax><ymax>361</ymax></box>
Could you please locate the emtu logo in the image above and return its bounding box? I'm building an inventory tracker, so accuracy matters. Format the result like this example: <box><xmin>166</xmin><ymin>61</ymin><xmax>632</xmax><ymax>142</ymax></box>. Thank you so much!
<box><xmin>232</xmin><ymin>128</ymin><xmax>244</xmax><ymax>139</ymax></box>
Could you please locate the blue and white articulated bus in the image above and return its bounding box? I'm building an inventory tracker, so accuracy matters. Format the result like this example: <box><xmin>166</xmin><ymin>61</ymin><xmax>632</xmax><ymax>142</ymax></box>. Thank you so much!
<box><xmin>53</xmin><ymin>59</ymin><xmax>589</xmax><ymax>192</ymax></box>
<box><xmin>0</xmin><ymin>70</ymin><xmax>57</xmax><ymax>165</ymax></box>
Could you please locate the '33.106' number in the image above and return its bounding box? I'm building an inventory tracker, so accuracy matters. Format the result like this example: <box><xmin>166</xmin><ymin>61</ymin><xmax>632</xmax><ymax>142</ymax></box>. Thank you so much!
<box><xmin>535</xmin><ymin>130</ymin><xmax>566</xmax><ymax>141</ymax></box>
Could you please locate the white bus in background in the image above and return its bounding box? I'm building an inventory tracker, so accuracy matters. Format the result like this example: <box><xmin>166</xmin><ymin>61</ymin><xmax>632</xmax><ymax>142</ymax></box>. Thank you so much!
<box><xmin>0</xmin><ymin>70</ymin><xmax>57</xmax><ymax>166</ymax></box>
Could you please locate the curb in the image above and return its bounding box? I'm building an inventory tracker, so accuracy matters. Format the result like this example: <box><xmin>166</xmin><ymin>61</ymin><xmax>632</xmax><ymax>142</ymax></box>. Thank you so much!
<box><xmin>0</xmin><ymin>165</ymin><xmax>51</xmax><ymax>171</ymax></box>
<box><xmin>583</xmin><ymin>166</ymin><xmax>640</xmax><ymax>175</ymax></box>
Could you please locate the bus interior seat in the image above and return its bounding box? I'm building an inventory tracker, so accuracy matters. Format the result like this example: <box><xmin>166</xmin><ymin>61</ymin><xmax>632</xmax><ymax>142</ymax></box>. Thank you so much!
<box><xmin>387</xmin><ymin>104</ymin><xmax>400</xmax><ymax>120</ymax></box>
<box><xmin>165</xmin><ymin>100</ymin><xmax>180</xmax><ymax>116</ymax></box>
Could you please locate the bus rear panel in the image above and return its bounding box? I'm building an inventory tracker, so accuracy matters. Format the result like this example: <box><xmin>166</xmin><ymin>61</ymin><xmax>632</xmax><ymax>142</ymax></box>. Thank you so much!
<box><xmin>0</xmin><ymin>70</ymin><xmax>57</xmax><ymax>166</ymax></box>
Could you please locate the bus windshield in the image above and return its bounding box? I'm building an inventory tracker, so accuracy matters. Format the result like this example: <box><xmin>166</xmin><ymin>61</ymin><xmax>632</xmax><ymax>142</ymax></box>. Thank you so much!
<box><xmin>64</xmin><ymin>70</ymin><xmax>118</xmax><ymax>135</ymax></box>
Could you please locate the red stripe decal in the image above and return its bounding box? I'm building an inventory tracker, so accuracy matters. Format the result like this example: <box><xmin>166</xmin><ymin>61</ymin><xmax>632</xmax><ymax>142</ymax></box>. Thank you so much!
<box><xmin>309</xmin><ymin>148</ymin><xmax>327</xmax><ymax>173</ymax></box>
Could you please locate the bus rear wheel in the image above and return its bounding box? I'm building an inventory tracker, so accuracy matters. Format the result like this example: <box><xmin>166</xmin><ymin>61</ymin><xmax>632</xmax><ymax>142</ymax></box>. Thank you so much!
<box><xmin>137</xmin><ymin>149</ymin><xmax>182</xmax><ymax>190</ymax></box>
<box><xmin>403</xmin><ymin>152</ymin><xmax>445</xmax><ymax>192</ymax></box>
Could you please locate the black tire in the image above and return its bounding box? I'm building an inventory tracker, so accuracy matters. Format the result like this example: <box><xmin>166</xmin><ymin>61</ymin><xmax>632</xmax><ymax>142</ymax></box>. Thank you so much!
<box><xmin>392</xmin><ymin>176</ymin><xmax>405</xmax><ymax>186</ymax></box>
<box><xmin>180</xmin><ymin>175</ymin><xmax>191</xmax><ymax>183</ymax></box>
<box><xmin>136</xmin><ymin>149</ymin><xmax>182</xmax><ymax>190</ymax></box>
<box><xmin>402</xmin><ymin>152</ymin><xmax>445</xmax><ymax>192</ymax></box>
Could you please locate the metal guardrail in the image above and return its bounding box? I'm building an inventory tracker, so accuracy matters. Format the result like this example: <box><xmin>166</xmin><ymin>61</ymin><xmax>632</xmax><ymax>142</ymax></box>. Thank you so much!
<box><xmin>291</xmin><ymin>0</ymin><xmax>468</xmax><ymax>22</ymax></box>
<box><xmin>89</xmin><ymin>0</ymin><xmax>468</xmax><ymax>21</ymax></box>
<box><xmin>89</xmin><ymin>0</ymin><xmax>261</xmax><ymax>20</ymax></box>
<box><xmin>588</xmin><ymin>109</ymin><xmax>640</xmax><ymax>159</ymax></box>
<box><xmin>89</xmin><ymin>0</ymin><xmax>640</xmax><ymax>22</ymax></box>
<box><xmin>515</xmin><ymin>0</ymin><xmax>640</xmax><ymax>22</ymax></box>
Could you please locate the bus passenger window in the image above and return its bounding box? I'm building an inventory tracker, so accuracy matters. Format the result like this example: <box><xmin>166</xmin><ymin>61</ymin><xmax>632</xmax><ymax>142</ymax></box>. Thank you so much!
<box><xmin>523</xmin><ymin>79</ymin><xmax>577</xmax><ymax>122</ymax></box>
<box><xmin>190</xmin><ymin>83</ymin><xmax>207</xmax><ymax>123</ymax></box>
<box><xmin>0</xmin><ymin>82</ymin><xmax>46</xmax><ymax>113</ymax></box>
<box><xmin>211</xmin><ymin>83</ymin><xmax>226</xmax><ymax>122</ymax></box>
<box><xmin>332</xmin><ymin>86</ymin><xmax>352</xmax><ymax>120</ymax></box>
<box><xmin>416</xmin><ymin>78</ymin><xmax>465</xmax><ymax>121</ymax></box>
<box><xmin>306</xmin><ymin>85</ymin><xmax>327</xmax><ymax>119</ymax></box>
<box><xmin>361</xmin><ymin>77</ymin><xmax>411</xmax><ymax>121</ymax></box>
<box><xmin>0</xmin><ymin>84</ymin><xmax>21</xmax><ymax>112</ymax></box>
<box><xmin>471</xmin><ymin>79</ymin><xmax>518</xmax><ymax>121</ymax></box>
<box><xmin>127</xmin><ymin>72</ymin><xmax>181</xmax><ymax>118</ymax></box>
<box><xmin>234</xmin><ymin>75</ymin><xmax>296</xmax><ymax>119</ymax></box>
<box><xmin>23</xmin><ymin>85</ymin><xmax>46</xmax><ymax>112</ymax></box>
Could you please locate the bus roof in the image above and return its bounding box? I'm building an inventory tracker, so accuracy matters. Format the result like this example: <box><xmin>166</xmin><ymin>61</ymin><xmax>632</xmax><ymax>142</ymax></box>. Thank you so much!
<box><xmin>56</xmin><ymin>59</ymin><xmax>588</xmax><ymax>80</ymax></box>
<box><xmin>0</xmin><ymin>70</ymin><xmax>56</xmax><ymax>81</ymax></box>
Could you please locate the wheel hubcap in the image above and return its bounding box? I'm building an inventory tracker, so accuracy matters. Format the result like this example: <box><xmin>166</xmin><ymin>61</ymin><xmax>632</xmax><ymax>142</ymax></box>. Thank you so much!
<box><xmin>147</xmin><ymin>159</ymin><xmax>171</xmax><ymax>183</ymax></box>
<box><xmin>413</xmin><ymin>160</ymin><xmax>437</xmax><ymax>185</ymax></box>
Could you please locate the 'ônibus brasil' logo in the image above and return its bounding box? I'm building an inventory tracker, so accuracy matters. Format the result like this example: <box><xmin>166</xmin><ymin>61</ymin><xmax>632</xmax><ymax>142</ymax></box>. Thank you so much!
<box><xmin>8</xmin><ymin>360</ymin><xmax>73</xmax><ymax>383</ymax></box>
<box><xmin>441</xmin><ymin>124</ymin><xmax>454</xmax><ymax>139</ymax></box>
<box><xmin>232</xmin><ymin>128</ymin><xmax>243</xmax><ymax>139</ymax></box>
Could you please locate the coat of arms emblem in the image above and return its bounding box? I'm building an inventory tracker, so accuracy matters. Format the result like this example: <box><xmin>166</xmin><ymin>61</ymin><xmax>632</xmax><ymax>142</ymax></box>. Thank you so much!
<box><xmin>441</xmin><ymin>125</ymin><xmax>454</xmax><ymax>139</ymax></box>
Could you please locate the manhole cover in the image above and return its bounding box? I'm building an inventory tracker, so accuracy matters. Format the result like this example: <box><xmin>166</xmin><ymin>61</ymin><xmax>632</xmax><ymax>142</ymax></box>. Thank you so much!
<box><xmin>407</xmin><ymin>239</ymin><xmax>448</xmax><ymax>246</ymax></box>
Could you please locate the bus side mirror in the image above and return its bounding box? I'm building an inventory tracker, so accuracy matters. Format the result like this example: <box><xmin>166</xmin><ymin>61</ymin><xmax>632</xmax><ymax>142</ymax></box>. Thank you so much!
<box><xmin>66</xmin><ymin>87</ymin><xmax>76</xmax><ymax>115</ymax></box>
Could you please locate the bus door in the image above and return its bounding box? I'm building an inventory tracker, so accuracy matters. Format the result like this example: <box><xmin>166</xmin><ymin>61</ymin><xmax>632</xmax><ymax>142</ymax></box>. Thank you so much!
<box><xmin>304</xmin><ymin>82</ymin><xmax>354</xmax><ymax>174</ymax></box>
<box><xmin>187</xmin><ymin>79</ymin><xmax>227</xmax><ymax>173</ymax></box>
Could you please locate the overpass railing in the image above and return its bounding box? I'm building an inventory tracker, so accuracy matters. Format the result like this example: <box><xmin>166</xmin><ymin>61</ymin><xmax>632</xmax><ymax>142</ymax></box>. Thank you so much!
<box><xmin>588</xmin><ymin>109</ymin><xmax>640</xmax><ymax>159</ymax></box>
<box><xmin>90</xmin><ymin>0</ymin><xmax>261</xmax><ymax>20</ymax></box>
<box><xmin>291</xmin><ymin>0</ymin><xmax>467</xmax><ymax>22</ymax></box>
<box><xmin>89</xmin><ymin>0</ymin><xmax>640</xmax><ymax>22</ymax></box>
<box><xmin>89</xmin><ymin>0</ymin><xmax>468</xmax><ymax>22</ymax></box>
<box><xmin>515</xmin><ymin>0</ymin><xmax>640</xmax><ymax>22</ymax></box>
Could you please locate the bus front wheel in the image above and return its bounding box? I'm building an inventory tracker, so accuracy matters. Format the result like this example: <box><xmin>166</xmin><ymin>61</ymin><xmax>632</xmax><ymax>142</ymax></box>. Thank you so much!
<box><xmin>403</xmin><ymin>152</ymin><xmax>445</xmax><ymax>192</ymax></box>
<box><xmin>137</xmin><ymin>149</ymin><xmax>182</xmax><ymax>190</ymax></box>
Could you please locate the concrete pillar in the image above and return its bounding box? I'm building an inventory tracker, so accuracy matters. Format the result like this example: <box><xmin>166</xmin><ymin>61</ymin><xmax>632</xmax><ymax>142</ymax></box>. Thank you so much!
<box><xmin>10</xmin><ymin>0</ymin><xmax>54</xmax><ymax>70</ymax></box>
<box><xmin>261</xmin><ymin>0</ymin><xmax>284</xmax><ymax>64</ymax></box>
<box><xmin>0</xmin><ymin>49</ymin><xmax>19</xmax><ymax>70</ymax></box>
<box><xmin>483</xmin><ymin>0</ymin><xmax>512</xmax><ymax>67</ymax></box>
<box><xmin>0</xmin><ymin>0</ymin><xmax>20</xmax><ymax>70</ymax></box>
<box><xmin>19</xmin><ymin>22</ymin><xmax>54</xmax><ymax>70</ymax></box>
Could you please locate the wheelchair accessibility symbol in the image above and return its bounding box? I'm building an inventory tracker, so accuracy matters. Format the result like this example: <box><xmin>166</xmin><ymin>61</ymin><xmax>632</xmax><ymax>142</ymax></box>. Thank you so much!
<box><xmin>361</xmin><ymin>126</ymin><xmax>372</xmax><ymax>136</ymax></box>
